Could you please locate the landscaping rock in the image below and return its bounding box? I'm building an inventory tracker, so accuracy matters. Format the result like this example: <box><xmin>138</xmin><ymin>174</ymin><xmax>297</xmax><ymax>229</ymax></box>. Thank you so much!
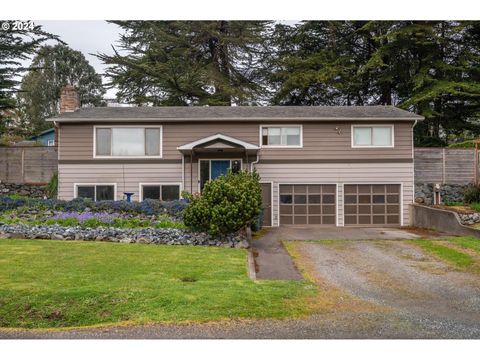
<box><xmin>0</xmin><ymin>183</ymin><xmax>47</xmax><ymax>199</ymax></box>
<box><xmin>415</xmin><ymin>183</ymin><xmax>471</xmax><ymax>205</ymax></box>
<box><xmin>0</xmin><ymin>224</ymin><xmax>249</xmax><ymax>248</ymax></box>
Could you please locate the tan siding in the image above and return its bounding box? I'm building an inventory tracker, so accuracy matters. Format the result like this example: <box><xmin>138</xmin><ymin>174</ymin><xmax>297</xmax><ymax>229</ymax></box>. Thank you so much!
<box><xmin>58</xmin><ymin>163</ymin><xmax>182</xmax><ymax>201</ymax></box>
<box><xmin>255</xmin><ymin>162</ymin><xmax>413</xmax><ymax>227</ymax></box>
<box><xmin>59</xmin><ymin>121</ymin><xmax>413</xmax><ymax>161</ymax></box>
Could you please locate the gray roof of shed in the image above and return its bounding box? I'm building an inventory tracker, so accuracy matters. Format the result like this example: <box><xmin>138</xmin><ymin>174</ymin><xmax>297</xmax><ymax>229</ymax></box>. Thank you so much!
<box><xmin>48</xmin><ymin>105</ymin><xmax>423</xmax><ymax>122</ymax></box>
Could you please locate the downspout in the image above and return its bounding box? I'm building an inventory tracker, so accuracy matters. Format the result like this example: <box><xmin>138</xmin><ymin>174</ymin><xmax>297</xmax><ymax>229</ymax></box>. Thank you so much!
<box><xmin>250</xmin><ymin>152</ymin><xmax>260</xmax><ymax>172</ymax></box>
<box><xmin>190</xmin><ymin>150</ymin><xmax>193</xmax><ymax>194</ymax></box>
<box><xmin>412</xmin><ymin>119</ymin><xmax>418</xmax><ymax>226</ymax></box>
<box><xmin>181</xmin><ymin>154</ymin><xmax>185</xmax><ymax>194</ymax></box>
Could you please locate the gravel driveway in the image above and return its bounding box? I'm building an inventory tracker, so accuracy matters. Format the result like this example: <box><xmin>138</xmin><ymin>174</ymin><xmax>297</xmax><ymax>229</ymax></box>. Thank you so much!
<box><xmin>298</xmin><ymin>240</ymin><xmax>480</xmax><ymax>332</ymax></box>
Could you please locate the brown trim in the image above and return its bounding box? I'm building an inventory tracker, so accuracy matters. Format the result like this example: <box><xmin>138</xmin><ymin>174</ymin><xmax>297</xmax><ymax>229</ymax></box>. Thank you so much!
<box><xmin>48</xmin><ymin>118</ymin><xmax>422</xmax><ymax>123</ymax></box>
<box><xmin>259</xmin><ymin>158</ymin><xmax>413</xmax><ymax>164</ymax></box>
<box><xmin>58</xmin><ymin>159</ymin><xmax>182</xmax><ymax>164</ymax></box>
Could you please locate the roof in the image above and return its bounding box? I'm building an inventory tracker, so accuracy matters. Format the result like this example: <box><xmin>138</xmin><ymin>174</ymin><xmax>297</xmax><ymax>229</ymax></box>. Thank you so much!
<box><xmin>48</xmin><ymin>105</ymin><xmax>423</xmax><ymax>123</ymax></box>
<box><xmin>177</xmin><ymin>133</ymin><xmax>260</xmax><ymax>152</ymax></box>
<box><xmin>31</xmin><ymin>128</ymin><xmax>55</xmax><ymax>138</ymax></box>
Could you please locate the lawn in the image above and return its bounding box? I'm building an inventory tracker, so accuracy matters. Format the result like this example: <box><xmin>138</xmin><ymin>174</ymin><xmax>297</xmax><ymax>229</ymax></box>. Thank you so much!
<box><xmin>0</xmin><ymin>239</ymin><xmax>315</xmax><ymax>329</ymax></box>
<box><xmin>410</xmin><ymin>237</ymin><xmax>480</xmax><ymax>270</ymax></box>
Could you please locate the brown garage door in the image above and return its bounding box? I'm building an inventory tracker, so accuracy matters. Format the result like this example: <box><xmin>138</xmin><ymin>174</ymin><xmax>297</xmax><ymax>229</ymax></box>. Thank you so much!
<box><xmin>280</xmin><ymin>184</ymin><xmax>336</xmax><ymax>225</ymax></box>
<box><xmin>344</xmin><ymin>184</ymin><xmax>401</xmax><ymax>226</ymax></box>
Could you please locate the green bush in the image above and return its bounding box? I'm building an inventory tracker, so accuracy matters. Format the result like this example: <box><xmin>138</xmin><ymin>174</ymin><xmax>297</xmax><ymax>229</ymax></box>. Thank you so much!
<box><xmin>448</xmin><ymin>140</ymin><xmax>475</xmax><ymax>149</ymax></box>
<box><xmin>464</xmin><ymin>185</ymin><xmax>480</xmax><ymax>204</ymax></box>
<box><xmin>183</xmin><ymin>170</ymin><xmax>262</xmax><ymax>236</ymax></box>
<box><xmin>46</xmin><ymin>172</ymin><xmax>58</xmax><ymax>198</ymax></box>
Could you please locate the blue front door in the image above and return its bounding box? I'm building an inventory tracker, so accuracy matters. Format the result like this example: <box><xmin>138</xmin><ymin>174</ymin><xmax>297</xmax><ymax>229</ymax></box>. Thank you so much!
<box><xmin>211</xmin><ymin>160</ymin><xmax>230</xmax><ymax>180</ymax></box>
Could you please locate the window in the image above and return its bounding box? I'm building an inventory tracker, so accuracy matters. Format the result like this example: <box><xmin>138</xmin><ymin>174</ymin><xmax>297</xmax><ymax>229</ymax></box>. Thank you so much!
<box><xmin>352</xmin><ymin>126</ymin><xmax>393</xmax><ymax>147</ymax></box>
<box><xmin>47</xmin><ymin>139</ymin><xmax>55</xmax><ymax>146</ymax></box>
<box><xmin>95</xmin><ymin>127</ymin><xmax>162</xmax><ymax>157</ymax></box>
<box><xmin>261</xmin><ymin>126</ymin><xmax>302</xmax><ymax>147</ymax></box>
<box><xmin>76</xmin><ymin>184</ymin><xmax>115</xmax><ymax>201</ymax></box>
<box><xmin>141</xmin><ymin>184</ymin><xmax>180</xmax><ymax>201</ymax></box>
<box><xmin>199</xmin><ymin>159</ymin><xmax>242</xmax><ymax>191</ymax></box>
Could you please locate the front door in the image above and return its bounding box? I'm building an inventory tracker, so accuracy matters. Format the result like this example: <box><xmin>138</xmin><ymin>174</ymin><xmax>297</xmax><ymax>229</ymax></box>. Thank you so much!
<box><xmin>211</xmin><ymin>160</ymin><xmax>230</xmax><ymax>180</ymax></box>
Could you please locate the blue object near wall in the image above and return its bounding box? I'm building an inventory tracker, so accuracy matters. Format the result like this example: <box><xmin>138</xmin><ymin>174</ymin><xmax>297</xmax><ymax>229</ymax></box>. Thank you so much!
<box><xmin>30</xmin><ymin>128</ymin><xmax>55</xmax><ymax>146</ymax></box>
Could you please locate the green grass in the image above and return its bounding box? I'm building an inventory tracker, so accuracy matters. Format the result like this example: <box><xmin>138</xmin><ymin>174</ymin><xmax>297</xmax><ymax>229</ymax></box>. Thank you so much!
<box><xmin>448</xmin><ymin>236</ymin><xmax>480</xmax><ymax>254</ymax></box>
<box><xmin>0</xmin><ymin>239</ymin><xmax>315</xmax><ymax>329</ymax></box>
<box><xmin>410</xmin><ymin>239</ymin><xmax>474</xmax><ymax>268</ymax></box>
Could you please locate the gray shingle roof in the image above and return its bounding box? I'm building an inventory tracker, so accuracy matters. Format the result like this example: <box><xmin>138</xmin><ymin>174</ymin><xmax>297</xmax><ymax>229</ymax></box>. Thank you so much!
<box><xmin>49</xmin><ymin>105</ymin><xmax>423</xmax><ymax>122</ymax></box>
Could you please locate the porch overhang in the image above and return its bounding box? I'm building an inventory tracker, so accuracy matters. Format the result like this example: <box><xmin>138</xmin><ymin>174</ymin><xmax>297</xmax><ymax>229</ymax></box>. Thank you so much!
<box><xmin>177</xmin><ymin>133</ymin><xmax>260</xmax><ymax>155</ymax></box>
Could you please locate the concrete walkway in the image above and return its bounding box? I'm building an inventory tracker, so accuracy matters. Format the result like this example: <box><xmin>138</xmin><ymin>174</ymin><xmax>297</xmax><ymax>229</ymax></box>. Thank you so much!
<box><xmin>252</xmin><ymin>226</ymin><xmax>420</xmax><ymax>280</ymax></box>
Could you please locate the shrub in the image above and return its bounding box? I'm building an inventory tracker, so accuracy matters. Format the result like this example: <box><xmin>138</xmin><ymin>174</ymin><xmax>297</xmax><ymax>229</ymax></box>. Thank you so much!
<box><xmin>46</xmin><ymin>172</ymin><xmax>58</xmax><ymax>198</ymax></box>
<box><xmin>464</xmin><ymin>185</ymin><xmax>480</xmax><ymax>204</ymax></box>
<box><xmin>448</xmin><ymin>140</ymin><xmax>475</xmax><ymax>149</ymax></box>
<box><xmin>0</xmin><ymin>196</ymin><xmax>188</xmax><ymax>218</ymax></box>
<box><xmin>183</xmin><ymin>170</ymin><xmax>262</xmax><ymax>236</ymax></box>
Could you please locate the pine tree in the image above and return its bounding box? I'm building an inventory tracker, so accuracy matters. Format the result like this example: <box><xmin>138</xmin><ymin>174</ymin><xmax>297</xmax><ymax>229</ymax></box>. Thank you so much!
<box><xmin>98</xmin><ymin>21</ymin><xmax>272</xmax><ymax>106</ymax></box>
<box><xmin>0</xmin><ymin>21</ymin><xmax>59</xmax><ymax>134</ymax></box>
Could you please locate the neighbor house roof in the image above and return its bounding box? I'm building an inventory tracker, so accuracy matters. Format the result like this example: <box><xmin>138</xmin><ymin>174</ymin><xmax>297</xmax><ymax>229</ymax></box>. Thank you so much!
<box><xmin>48</xmin><ymin>105</ymin><xmax>423</xmax><ymax>123</ymax></box>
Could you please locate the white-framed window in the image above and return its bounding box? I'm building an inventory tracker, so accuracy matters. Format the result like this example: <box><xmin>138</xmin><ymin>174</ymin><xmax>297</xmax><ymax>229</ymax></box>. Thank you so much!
<box><xmin>260</xmin><ymin>125</ymin><xmax>302</xmax><ymax>147</ymax></box>
<box><xmin>74</xmin><ymin>184</ymin><xmax>116</xmax><ymax>201</ymax></box>
<box><xmin>94</xmin><ymin>126</ymin><xmax>162</xmax><ymax>158</ymax></box>
<box><xmin>47</xmin><ymin>139</ymin><xmax>55</xmax><ymax>146</ymax></box>
<box><xmin>352</xmin><ymin>125</ymin><xmax>394</xmax><ymax>148</ymax></box>
<box><xmin>199</xmin><ymin>159</ymin><xmax>242</xmax><ymax>191</ymax></box>
<box><xmin>140</xmin><ymin>183</ymin><xmax>181</xmax><ymax>201</ymax></box>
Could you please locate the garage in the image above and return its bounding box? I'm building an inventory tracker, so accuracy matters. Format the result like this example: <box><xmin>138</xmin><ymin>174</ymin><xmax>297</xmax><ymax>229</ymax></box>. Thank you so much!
<box><xmin>344</xmin><ymin>184</ymin><xmax>401</xmax><ymax>226</ymax></box>
<box><xmin>279</xmin><ymin>184</ymin><xmax>336</xmax><ymax>225</ymax></box>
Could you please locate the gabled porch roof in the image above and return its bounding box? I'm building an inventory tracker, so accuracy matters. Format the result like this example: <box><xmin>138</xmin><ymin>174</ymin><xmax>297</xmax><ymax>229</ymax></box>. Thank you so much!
<box><xmin>177</xmin><ymin>133</ymin><xmax>260</xmax><ymax>155</ymax></box>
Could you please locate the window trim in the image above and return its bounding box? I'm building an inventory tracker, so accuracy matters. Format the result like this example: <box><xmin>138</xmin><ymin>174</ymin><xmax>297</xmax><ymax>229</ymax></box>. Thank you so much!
<box><xmin>93</xmin><ymin>125</ymin><xmax>163</xmax><ymax>159</ymax></box>
<box><xmin>259</xmin><ymin>125</ymin><xmax>303</xmax><ymax>148</ymax></box>
<box><xmin>73</xmin><ymin>183</ymin><xmax>117</xmax><ymax>201</ymax></box>
<box><xmin>47</xmin><ymin>139</ymin><xmax>55</xmax><ymax>146</ymax></box>
<box><xmin>351</xmin><ymin>124</ymin><xmax>395</xmax><ymax>148</ymax></box>
<box><xmin>197</xmin><ymin>158</ymin><xmax>243</xmax><ymax>192</ymax></box>
<box><xmin>138</xmin><ymin>182</ymin><xmax>183</xmax><ymax>201</ymax></box>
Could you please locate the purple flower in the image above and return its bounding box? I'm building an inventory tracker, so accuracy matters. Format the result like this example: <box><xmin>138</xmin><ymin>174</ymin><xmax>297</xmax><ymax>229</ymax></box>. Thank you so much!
<box><xmin>52</xmin><ymin>211</ymin><xmax>116</xmax><ymax>224</ymax></box>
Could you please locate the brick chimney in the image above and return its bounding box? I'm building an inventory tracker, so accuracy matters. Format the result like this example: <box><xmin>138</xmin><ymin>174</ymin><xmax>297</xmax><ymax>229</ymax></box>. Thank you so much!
<box><xmin>59</xmin><ymin>85</ymin><xmax>79</xmax><ymax>113</ymax></box>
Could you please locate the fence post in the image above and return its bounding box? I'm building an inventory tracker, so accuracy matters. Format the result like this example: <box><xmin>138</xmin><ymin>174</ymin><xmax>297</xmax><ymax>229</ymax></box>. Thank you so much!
<box><xmin>442</xmin><ymin>148</ymin><xmax>446</xmax><ymax>184</ymax></box>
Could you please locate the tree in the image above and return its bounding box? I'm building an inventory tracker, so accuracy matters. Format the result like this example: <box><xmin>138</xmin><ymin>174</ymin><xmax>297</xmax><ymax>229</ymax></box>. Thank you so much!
<box><xmin>0</xmin><ymin>21</ymin><xmax>59</xmax><ymax>136</ymax></box>
<box><xmin>17</xmin><ymin>44</ymin><xmax>105</xmax><ymax>134</ymax></box>
<box><xmin>270</xmin><ymin>21</ymin><xmax>480</xmax><ymax>145</ymax></box>
<box><xmin>98</xmin><ymin>21</ymin><xmax>272</xmax><ymax>106</ymax></box>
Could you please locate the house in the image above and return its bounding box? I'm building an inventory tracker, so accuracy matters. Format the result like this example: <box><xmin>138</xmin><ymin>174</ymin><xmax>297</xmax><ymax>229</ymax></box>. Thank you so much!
<box><xmin>48</xmin><ymin>86</ymin><xmax>423</xmax><ymax>227</ymax></box>
<box><xmin>30</xmin><ymin>128</ymin><xmax>56</xmax><ymax>146</ymax></box>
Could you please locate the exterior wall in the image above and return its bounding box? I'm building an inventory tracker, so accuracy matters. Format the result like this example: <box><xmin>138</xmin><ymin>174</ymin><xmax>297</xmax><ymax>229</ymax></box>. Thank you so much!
<box><xmin>56</xmin><ymin>119</ymin><xmax>414</xmax><ymax>227</ymax></box>
<box><xmin>58</xmin><ymin>121</ymin><xmax>413</xmax><ymax>161</ymax></box>
<box><xmin>58</xmin><ymin>163</ymin><xmax>182</xmax><ymax>201</ymax></box>
<box><xmin>255</xmin><ymin>162</ymin><xmax>414</xmax><ymax>227</ymax></box>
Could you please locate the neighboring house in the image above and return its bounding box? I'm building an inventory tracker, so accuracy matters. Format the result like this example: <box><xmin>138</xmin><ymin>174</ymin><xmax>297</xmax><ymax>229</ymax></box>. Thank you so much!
<box><xmin>49</xmin><ymin>86</ymin><xmax>423</xmax><ymax>227</ymax></box>
<box><xmin>30</xmin><ymin>128</ymin><xmax>55</xmax><ymax>146</ymax></box>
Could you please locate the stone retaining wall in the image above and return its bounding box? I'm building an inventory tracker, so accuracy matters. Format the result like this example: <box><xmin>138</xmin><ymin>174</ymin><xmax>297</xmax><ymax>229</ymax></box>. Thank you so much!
<box><xmin>415</xmin><ymin>183</ymin><xmax>470</xmax><ymax>205</ymax></box>
<box><xmin>0</xmin><ymin>223</ymin><xmax>249</xmax><ymax>248</ymax></box>
<box><xmin>0</xmin><ymin>182</ymin><xmax>48</xmax><ymax>198</ymax></box>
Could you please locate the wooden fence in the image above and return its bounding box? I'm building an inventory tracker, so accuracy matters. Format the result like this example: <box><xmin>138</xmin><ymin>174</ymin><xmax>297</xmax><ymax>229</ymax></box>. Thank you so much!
<box><xmin>414</xmin><ymin>148</ymin><xmax>475</xmax><ymax>185</ymax></box>
<box><xmin>0</xmin><ymin>146</ymin><xmax>57</xmax><ymax>184</ymax></box>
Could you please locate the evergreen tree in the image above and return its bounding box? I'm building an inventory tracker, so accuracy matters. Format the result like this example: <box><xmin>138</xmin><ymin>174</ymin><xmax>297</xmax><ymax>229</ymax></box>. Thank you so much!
<box><xmin>0</xmin><ymin>21</ymin><xmax>59</xmax><ymax>135</ymax></box>
<box><xmin>98</xmin><ymin>21</ymin><xmax>272</xmax><ymax>106</ymax></box>
<box><xmin>17</xmin><ymin>44</ymin><xmax>105</xmax><ymax>133</ymax></box>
